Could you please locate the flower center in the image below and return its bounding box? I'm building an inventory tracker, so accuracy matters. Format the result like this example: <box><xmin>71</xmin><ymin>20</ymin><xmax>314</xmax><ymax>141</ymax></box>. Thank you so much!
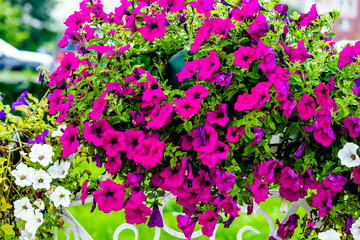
<box><xmin>111</xmin><ymin>138</ymin><xmax>118</xmax><ymax>145</ymax></box>
<box><xmin>217</xmin><ymin>112</ymin><xmax>224</xmax><ymax>118</ymax></box>
<box><xmin>105</xmin><ymin>191</ymin><xmax>113</xmax><ymax>197</ymax></box>
<box><xmin>20</xmin><ymin>175</ymin><xmax>26</xmax><ymax>180</ymax></box>
<box><xmin>243</xmin><ymin>55</ymin><xmax>249</xmax><ymax>62</ymax></box>
<box><xmin>194</xmin><ymin>93</ymin><xmax>200</xmax><ymax>99</ymax></box>
<box><xmin>351</xmin><ymin>154</ymin><xmax>357</xmax><ymax>160</ymax></box>
<box><xmin>184</xmin><ymin>104</ymin><xmax>190</xmax><ymax>110</ymax></box>
<box><xmin>38</xmin><ymin>178</ymin><xmax>44</xmax><ymax>183</ymax></box>
<box><xmin>60</xmin><ymin>194</ymin><xmax>65</xmax><ymax>198</ymax></box>
<box><xmin>23</xmin><ymin>205</ymin><xmax>28</xmax><ymax>210</ymax></box>
<box><xmin>39</xmin><ymin>155</ymin><xmax>44</xmax><ymax>160</ymax></box>
<box><xmin>150</xmin><ymin>23</ymin><xmax>158</xmax><ymax>30</ymax></box>
<box><xmin>151</xmin><ymin>84</ymin><xmax>158</xmax><ymax>90</ymax></box>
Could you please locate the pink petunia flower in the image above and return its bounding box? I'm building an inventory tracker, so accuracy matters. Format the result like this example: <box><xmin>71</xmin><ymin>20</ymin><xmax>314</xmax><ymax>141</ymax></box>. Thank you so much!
<box><xmin>138</xmin><ymin>13</ymin><xmax>167</xmax><ymax>41</ymax></box>
<box><xmin>176</xmin><ymin>60</ymin><xmax>199</xmax><ymax>83</ymax></box>
<box><xmin>206</xmin><ymin>103</ymin><xmax>229</xmax><ymax>127</ymax></box>
<box><xmin>343</xmin><ymin>116</ymin><xmax>360</xmax><ymax>138</ymax></box>
<box><xmin>175</xmin><ymin>97</ymin><xmax>201</xmax><ymax>119</ymax></box>
<box><xmin>160</xmin><ymin>165</ymin><xmax>185</xmax><ymax>188</ymax></box>
<box><xmin>256</xmin><ymin>41</ymin><xmax>277</xmax><ymax>74</ymax></box>
<box><xmin>104</xmin><ymin>153</ymin><xmax>122</xmax><ymax>175</ymax></box>
<box><xmin>124</xmin><ymin>200</ymin><xmax>152</xmax><ymax>224</ymax></box>
<box><xmin>190</xmin><ymin>0</ymin><xmax>216</xmax><ymax>17</ymax></box>
<box><xmin>133</xmin><ymin>138</ymin><xmax>164</xmax><ymax>168</ymax></box>
<box><xmin>338</xmin><ymin>43</ymin><xmax>360</xmax><ymax>70</ymax></box>
<box><xmin>192</xmin><ymin>123</ymin><xmax>218</xmax><ymax>153</ymax></box>
<box><xmin>314</xmin><ymin>81</ymin><xmax>330</xmax><ymax>106</ymax></box>
<box><xmin>190</xmin><ymin>18</ymin><xmax>215</xmax><ymax>53</ymax></box>
<box><xmin>296</xmin><ymin>93</ymin><xmax>315</xmax><ymax>120</ymax></box>
<box><xmin>102</xmin><ymin>129</ymin><xmax>126</xmax><ymax>157</ymax></box>
<box><xmin>312</xmin><ymin>189</ymin><xmax>332</xmax><ymax>217</ymax></box>
<box><xmin>93</xmin><ymin>179</ymin><xmax>125</xmax><ymax>213</ymax></box>
<box><xmin>248</xmin><ymin>14</ymin><xmax>270</xmax><ymax>42</ymax></box>
<box><xmin>225</xmin><ymin>125</ymin><xmax>245</xmax><ymax>142</ymax></box>
<box><xmin>211</xmin><ymin>17</ymin><xmax>235</xmax><ymax>39</ymax></box>
<box><xmin>280</xmin><ymin>39</ymin><xmax>313</xmax><ymax>63</ymax></box>
<box><xmin>298</xmin><ymin>4</ymin><xmax>318</xmax><ymax>28</ymax></box>
<box><xmin>185</xmin><ymin>84</ymin><xmax>209</xmax><ymax>101</ymax></box>
<box><xmin>234</xmin><ymin>46</ymin><xmax>258</xmax><ymax>69</ymax></box>
<box><xmin>234</xmin><ymin>92</ymin><xmax>260</xmax><ymax>112</ymax></box>
<box><xmin>59</xmin><ymin>125</ymin><xmax>80</xmax><ymax>157</ymax></box>
<box><xmin>83</xmin><ymin>118</ymin><xmax>113</xmax><ymax>146</ymax></box>
<box><xmin>89</xmin><ymin>91</ymin><xmax>107</xmax><ymax>120</ymax></box>
<box><xmin>147</xmin><ymin>102</ymin><xmax>174</xmax><ymax>129</ymax></box>
<box><xmin>177</xmin><ymin>215</ymin><xmax>198</xmax><ymax>240</ymax></box>
<box><xmin>251</xmin><ymin>82</ymin><xmax>271</xmax><ymax>109</ymax></box>
<box><xmin>143</xmin><ymin>72</ymin><xmax>166</xmax><ymax>102</ymax></box>
<box><xmin>48</xmin><ymin>89</ymin><xmax>65</xmax><ymax>115</ymax></box>
<box><xmin>81</xmin><ymin>180</ymin><xmax>88</xmax><ymax>205</ymax></box>
<box><xmin>198</xmin><ymin>209</ymin><xmax>218</xmax><ymax>237</ymax></box>
<box><xmin>197</xmin><ymin>50</ymin><xmax>221</xmax><ymax>80</ymax></box>
<box><xmin>249</xmin><ymin>178</ymin><xmax>268</xmax><ymax>204</ymax></box>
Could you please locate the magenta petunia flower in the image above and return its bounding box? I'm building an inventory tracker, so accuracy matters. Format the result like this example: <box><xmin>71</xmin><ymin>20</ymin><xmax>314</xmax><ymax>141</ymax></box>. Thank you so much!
<box><xmin>200</xmin><ymin>141</ymin><xmax>229</xmax><ymax>169</ymax></box>
<box><xmin>102</xmin><ymin>129</ymin><xmax>126</xmax><ymax>157</ymax></box>
<box><xmin>206</xmin><ymin>103</ymin><xmax>229</xmax><ymax>127</ymax></box>
<box><xmin>197</xmin><ymin>50</ymin><xmax>221</xmax><ymax>80</ymax></box>
<box><xmin>274</xmin><ymin>3</ymin><xmax>289</xmax><ymax>16</ymax></box>
<box><xmin>158</xmin><ymin>0</ymin><xmax>185</xmax><ymax>13</ymax></box>
<box><xmin>190</xmin><ymin>0</ymin><xmax>216</xmax><ymax>17</ymax></box>
<box><xmin>234</xmin><ymin>92</ymin><xmax>260</xmax><ymax>112</ymax></box>
<box><xmin>296</xmin><ymin>93</ymin><xmax>315</xmax><ymax>120</ymax></box>
<box><xmin>298</xmin><ymin>4</ymin><xmax>318</xmax><ymax>28</ymax></box>
<box><xmin>124</xmin><ymin>200</ymin><xmax>152</xmax><ymax>224</ymax></box>
<box><xmin>214</xmin><ymin>170</ymin><xmax>236</xmax><ymax>196</ymax></box>
<box><xmin>185</xmin><ymin>84</ymin><xmax>209</xmax><ymax>102</ymax></box>
<box><xmin>252</xmin><ymin>127</ymin><xmax>265</xmax><ymax>146</ymax></box>
<box><xmin>301</xmin><ymin>168</ymin><xmax>319</xmax><ymax>190</ymax></box>
<box><xmin>338</xmin><ymin>44</ymin><xmax>360</xmax><ymax>70</ymax></box>
<box><xmin>192</xmin><ymin>123</ymin><xmax>218</xmax><ymax>153</ymax></box>
<box><xmin>232</xmin><ymin>0</ymin><xmax>264</xmax><ymax>21</ymax></box>
<box><xmin>314</xmin><ymin>81</ymin><xmax>330</xmax><ymax>106</ymax></box>
<box><xmin>352</xmin><ymin>167</ymin><xmax>360</xmax><ymax>184</ymax></box>
<box><xmin>133</xmin><ymin>138</ymin><xmax>164</xmax><ymax>168</ymax></box>
<box><xmin>248</xmin><ymin>14</ymin><xmax>270</xmax><ymax>42</ymax></box>
<box><xmin>254</xmin><ymin>159</ymin><xmax>278</xmax><ymax>183</ymax></box>
<box><xmin>93</xmin><ymin>179</ymin><xmax>125</xmax><ymax>213</ymax></box>
<box><xmin>198</xmin><ymin>209</ymin><xmax>218</xmax><ymax>237</ymax></box>
<box><xmin>280</xmin><ymin>39</ymin><xmax>313</xmax><ymax>63</ymax></box>
<box><xmin>143</xmin><ymin>72</ymin><xmax>166</xmax><ymax>102</ymax></box>
<box><xmin>256</xmin><ymin>41</ymin><xmax>277</xmax><ymax>74</ymax></box>
<box><xmin>234</xmin><ymin>46</ymin><xmax>258</xmax><ymax>69</ymax></box>
<box><xmin>176</xmin><ymin>60</ymin><xmax>199</xmax><ymax>83</ymax></box>
<box><xmin>222</xmin><ymin>196</ymin><xmax>240</xmax><ymax>217</ymax></box>
<box><xmin>321</xmin><ymin>173</ymin><xmax>348</xmax><ymax>193</ymax></box>
<box><xmin>313</xmin><ymin>127</ymin><xmax>335</xmax><ymax>147</ymax></box>
<box><xmin>249</xmin><ymin>178</ymin><xmax>269</xmax><ymax>204</ymax></box>
<box><xmin>48</xmin><ymin>89</ymin><xmax>65</xmax><ymax>115</ymax></box>
<box><xmin>251</xmin><ymin>82</ymin><xmax>271</xmax><ymax>109</ymax></box>
<box><xmin>104</xmin><ymin>153</ymin><xmax>122</xmax><ymax>175</ymax></box>
<box><xmin>312</xmin><ymin>189</ymin><xmax>332</xmax><ymax>217</ymax></box>
<box><xmin>276</xmin><ymin>214</ymin><xmax>299</xmax><ymax>239</ymax></box>
<box><xmin>89</xmin><ymin>91</ymin><xmax>107</xmax><ymax>120</ymax></box>
<box><xmin>81</xmin><ymin>180</ymin><xmax>88</xmax><ymax>205</ymax></box>
<box><xmin>160</xmin><ymin>165</ymin><xmax>185</xmax><ymax>188</ymax></box>
<box><xmin>343</xmin><ymin>116</ymin><xmax>360</xmax><ymax>138</ymax></box>
<box><xmin>123</xmin><ymin>129</ymin><xmax>145</xmax><ymax>160</ymax></box>
<box><xmin>83</xmin><ymin>118</ymin><xmax>113</xmax><ymax>147</ymax></box>
<box><xmin>177</xmin><ymin>215</ymin><xmax>198</xmax><ymax>240</ymax></box>
<box><xmin>225</xmin><ymin>125</ymin><xmax>245</xmax><ymax>142</ymax></box>
<box><xmin>175</xmin><ymin>97</ymin><xmax>201</xmax><ymax>119</ymax></box>
<box><xmin>59</xmin><ymin>125</ymin><xmax>80</xmax><ymax>157</ymax></box>
<box><xmin>138</xmin><ymin>13</ymin><xmax>167</xmax><ymax>41</ymax></box>
<box><xmin>190</xmin><ymin>18</ymin><xmax>215</xmax><ymax>53</ymax></box>
<box><xmin>147</xmin><ymin>102</ymin><xmax>174</xmax><ymax>129</ymax></box>
<box><xmin>211</xmin><ymin>17</ymin><xmax>235</xmax><ymax>39</ymax></box>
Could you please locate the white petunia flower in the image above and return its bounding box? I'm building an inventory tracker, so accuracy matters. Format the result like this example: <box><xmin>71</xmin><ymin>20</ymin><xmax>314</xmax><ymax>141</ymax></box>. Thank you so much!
<box><xmin>351</xmin><ymin>218</ymin><xmax>360</xmax><ymax>240</ymax></box>
<box><xmin>29</xmin><ymin>169</ymin><xmax>52</xmax><ymax>190</ymax></box>
<box><xmin>29</xmin><ymin>144</ymin><xmax>54</xmax><ymax>167</ymax></box>
<box><xmin>11</xmin><ymin>163</ymin><xmax>35</xmax><ymax>187</ymax></box>
<box><xmin>49</xmin><ymin>186</ymin><xmax>71</xmax><ymax>208</ymax></box>
<box><xmin>33</xmin><ymin>199</ymin><xmax>45</xmax><ymax>211</ymax></box>
<box><xmin>51</xmin><ymin>124</ymin><xmax>66</xmax><ymax>137</ymax></box>
<box><xmin>48</xmin><ymin>160</ymin><xmax>71</xmax><ymax>178</ymax></box>
<box><xmin>14</xmin><ymin>197</ymin><xmax>34</xmax><ymax>220</ymax></box>
<box><xmin>19</xmin><ymin>229</ymin><xmax>36</xmax><ymax>240</ymax></box>
<box><xmin>318</xmin><ymin>229</ymin><xmax>341</xmax><ymax>240</ymax></box>
<box><xmin>25</xmin><ymin>209</ymin><xmax>43</xmax><ymax>235</ymax></box>
<box><xmin>338</xmin><ymin>142</ymin><xmax>360</xmax><ymax>168</ymax></box>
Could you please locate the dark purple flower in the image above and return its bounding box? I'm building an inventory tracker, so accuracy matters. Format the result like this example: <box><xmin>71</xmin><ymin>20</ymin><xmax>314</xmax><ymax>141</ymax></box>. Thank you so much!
<box><xmin>12</xmin><ymin>91</ymin><xmax>29</xmax><ymax>112</ymax></box>
<box><xmin>94</xmin><ymin>153</ymin><xmax>102</xmax><ymax>168</ymax></box>
<box><xmin>224</xmin><ymin>215</ymin><xmax>235</xmax><ymax>228</ymax></box>
<box><xmin>28</xmin><ymin>129</ymin><xmax>49</xmax><ymax>144</ymax></box>
<box><xmin>148</xmin><ymin>203</ymin><xmax>164</xmax><ymax>228</ymax></box>
<box><xmin>276</xmin><ymin>214</ymin><xmax>299</xmax><ymax>239</ymax></box>
<box><xmin>0</xmin><ymin>109</ymin><xmax>6</xmax><ymax>121</ymax></box>
<box><xmin>293</xmin><ymin>141</ymin><xmax>306</xmax><ymax>158</ymax></box>
<box><xmin>195</xmin><ymin>124</ymin><xmax>206</xmax><ymax>147</ymax></box>
<box><xmin>210</xmin><ymin>72</ymin><xmax>234</xmax><ymax>88</ymax></box>
<box><xmin>252</xmin><ymin>127</ymin><xmax>265</xmax><ymax>146</ymax></box>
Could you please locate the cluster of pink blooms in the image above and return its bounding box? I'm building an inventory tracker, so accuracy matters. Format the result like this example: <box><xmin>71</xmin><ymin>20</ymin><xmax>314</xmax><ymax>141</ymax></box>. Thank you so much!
<box><xmin>47</xmin><ymin>0</ymin><xmax>360</xmax><ymax>238</ymax></box>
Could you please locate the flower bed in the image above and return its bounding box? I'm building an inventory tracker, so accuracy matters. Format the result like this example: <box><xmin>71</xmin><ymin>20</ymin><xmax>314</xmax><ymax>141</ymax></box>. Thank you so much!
<box><xmin>2</xmin><ymin>0</ymin><xmax>360</xmax><ymax>239</ymax></box>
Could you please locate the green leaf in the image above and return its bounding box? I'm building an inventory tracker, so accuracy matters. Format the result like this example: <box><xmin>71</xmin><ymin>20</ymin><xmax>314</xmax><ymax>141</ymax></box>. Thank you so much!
<box><xmin>243</xmin><ymin>144</ymin><xmax>255</xmax><ymax>155</ymax></box>
<box><xmin>184</xmin><ymin>120</ymin><xmax>192</xmax><ymax>133</ymax></box>
<box><xmin>0</xmin><ymin>224</ymin><xmax>15</xmax><ymax>236</ymax></box>
<box><xmin>247</xmin><ymin>72</ymin><xmax>260</xmax><ymax>80</ymax></box>
<box><xmin>245</xmin><ymin>126</ymin><xmax>254</xmax><ymax>139</ymax></box>
<box><xmin>170</xmin><ymin>157</ymin><xmax>177</xmax><ymax>169</ymax></box>
<box><xmin>284</xmin><ymin>122</ymin><xmax>299</xmax><ymax>137</ymax></box>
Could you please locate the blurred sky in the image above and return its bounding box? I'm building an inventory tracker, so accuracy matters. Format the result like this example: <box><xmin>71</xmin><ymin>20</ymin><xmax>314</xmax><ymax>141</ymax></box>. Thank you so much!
<box><xmin>53</xmin><ymin>0</ymin><xmax>120</xmax><ymax>25</ymax></box>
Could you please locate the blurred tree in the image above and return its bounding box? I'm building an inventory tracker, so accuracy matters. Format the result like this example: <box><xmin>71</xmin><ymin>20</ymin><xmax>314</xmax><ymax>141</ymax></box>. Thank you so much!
<box><xmin>0</xmin><ymin>0</ymin><xmax>29</xmax><ymax>48</ymax></box>
<box><xmin>6</xmin><ymin>0</ymin><xmax>58</xmax><ymax>51</ymax></box>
